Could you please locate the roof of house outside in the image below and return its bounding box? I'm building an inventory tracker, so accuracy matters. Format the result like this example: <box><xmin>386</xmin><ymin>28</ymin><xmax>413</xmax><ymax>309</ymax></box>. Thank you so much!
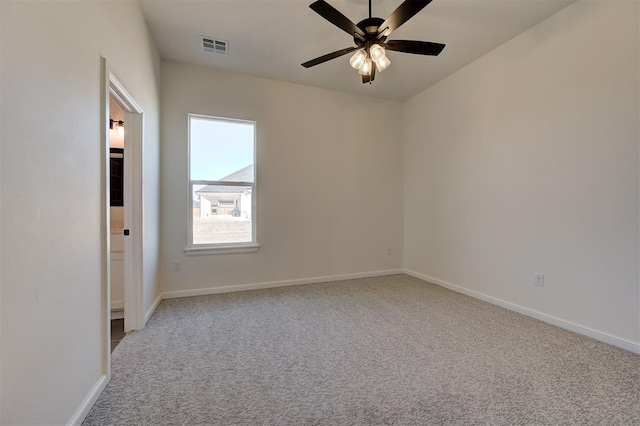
<box><xmin>197</xmin><ymin>186</ymin><xmax>246</xmax><ymax>194</ymax></box>
<box><xmin>196</xmin><ymin>164</ymin><xmax>254</xmax><ymax>194</ymax></box>
<box><xmin>220</xmin><ymin>164</ymin><xmax>253</xmax><ymax>182</ymax></box>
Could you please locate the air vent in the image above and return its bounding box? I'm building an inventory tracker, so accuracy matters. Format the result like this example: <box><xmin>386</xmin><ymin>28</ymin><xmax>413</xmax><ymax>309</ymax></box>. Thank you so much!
<box><xmin>201</xmin><ymin>37</ymin><xmax>229</xmax><ymax>55</ymax></box>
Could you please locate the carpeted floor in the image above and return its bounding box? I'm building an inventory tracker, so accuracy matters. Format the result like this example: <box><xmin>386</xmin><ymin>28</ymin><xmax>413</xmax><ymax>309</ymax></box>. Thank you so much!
<box><xmin>84</xmin><ymin>274</ymin><xmax>640</xmax><ymax>425</ymax></box>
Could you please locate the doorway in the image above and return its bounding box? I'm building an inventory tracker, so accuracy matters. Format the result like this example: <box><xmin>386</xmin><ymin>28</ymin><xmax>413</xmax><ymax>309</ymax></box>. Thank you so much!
<box><xmin>109</xmin><ymin>96</ymin><xmax>126</xmax><ymax>350</ymax></box>
<box><xmin>101</xmin><ymin>59</ymin><xmax>144</xmax><ymax>378</ymax></box>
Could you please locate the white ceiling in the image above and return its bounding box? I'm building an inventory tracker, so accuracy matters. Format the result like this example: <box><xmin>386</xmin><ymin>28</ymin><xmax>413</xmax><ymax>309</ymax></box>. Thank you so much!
<box><xmin>140</xmin><ymin>0</ymin><xmax>577</xmax><ymax>101</ymax></box>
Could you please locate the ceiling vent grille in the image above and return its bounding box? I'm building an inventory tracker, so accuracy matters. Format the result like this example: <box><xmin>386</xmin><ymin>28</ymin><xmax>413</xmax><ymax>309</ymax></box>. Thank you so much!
<box><xmin>201</xmin><ymin>37</ymin><xmax>229</xmax><ymax>55</ymax></box>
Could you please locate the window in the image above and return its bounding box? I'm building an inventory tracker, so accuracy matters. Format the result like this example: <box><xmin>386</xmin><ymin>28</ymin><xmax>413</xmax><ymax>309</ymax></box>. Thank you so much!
<box><xmin>187</xmin><ymin>114</ymin><xmax>257</xmax><ymax>254</ymax></box>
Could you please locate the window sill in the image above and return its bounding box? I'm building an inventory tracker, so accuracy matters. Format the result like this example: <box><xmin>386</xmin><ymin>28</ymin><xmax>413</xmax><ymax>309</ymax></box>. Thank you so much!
<box><xmin>184</xmin><ymin>243</ymin><xmax>260</xmax><ymax>256</ymax></box>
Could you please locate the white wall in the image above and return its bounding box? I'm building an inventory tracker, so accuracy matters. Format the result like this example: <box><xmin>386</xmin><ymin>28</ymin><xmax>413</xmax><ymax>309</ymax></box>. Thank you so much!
<box><xmin>0</xmin><ymin>1</ymin><xmax>161</xmax><ymax>423</ymax></box>
<box><xmin>161</xmin><ymin>62</ymin><xmax>403</xmax><ymax>294</ymax></box>
<box><xmin>404</xmin><ymin>0</ymin><xmax>640</xmax><ymax>345</ymax></box>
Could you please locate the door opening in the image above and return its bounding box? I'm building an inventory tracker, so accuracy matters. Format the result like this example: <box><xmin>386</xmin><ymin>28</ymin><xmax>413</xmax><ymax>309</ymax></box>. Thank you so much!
<box><xmin>101</xmin><ymin>58</ymin><xmax>144</xmax><ymax>379</ymax></box>
<box><xmin>109</xmin><ymin>96</ymin><xmax>126</xmax><ymax>350</ymax></box>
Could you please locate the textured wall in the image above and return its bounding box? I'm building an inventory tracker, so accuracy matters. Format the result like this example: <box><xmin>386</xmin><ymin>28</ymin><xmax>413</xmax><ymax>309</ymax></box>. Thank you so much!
<box><xmin>0</xmin><ymin>1</ymin><xmax>161</xmax><ymax>423</ymax></box>
<box><xmin>403</xmin><ymin>0</ymin><xmax>639</xmax><ymax>344</ymax></box>
<box><xmin>160</xmin><ymin>62</ymin><xmax>403</xmax><ymax>294</ymax></box>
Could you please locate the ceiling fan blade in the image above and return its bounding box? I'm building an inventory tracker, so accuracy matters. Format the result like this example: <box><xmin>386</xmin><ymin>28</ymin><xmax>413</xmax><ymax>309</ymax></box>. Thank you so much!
<box><xmin>383</xmin><ymin>40</ymin><xmax>445</xmax><ymax>56</ymax></box>
<box><xmin>302</xmin><ymin>46</ymin><xmax>359</xmax><ymax>68</ymax></box>
<box><xmin>379</xmin><ymin>0</ymin><xmax>433</xmax><ymax>37</ymax></box>
<box><xmin>362</xmin><ymin>62</ymin><xmax>377</xmax><ymax>84</ymax></box>
<box><xmin>309</xmin><ymin>0</ymin><xmax>365</xmax><ymax>38</ymax></box>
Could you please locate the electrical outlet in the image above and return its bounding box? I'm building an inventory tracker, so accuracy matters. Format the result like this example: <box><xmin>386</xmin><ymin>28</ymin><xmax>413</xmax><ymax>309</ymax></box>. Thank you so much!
<box><xmin>535</xmin><ymin>273</ymin><xmax>544</xmax><ymax>287</ymax></box>
<box><xmin>172</xmin><ymin>261</ymin><xmax>182</xmax><ymax>272</ymax></box>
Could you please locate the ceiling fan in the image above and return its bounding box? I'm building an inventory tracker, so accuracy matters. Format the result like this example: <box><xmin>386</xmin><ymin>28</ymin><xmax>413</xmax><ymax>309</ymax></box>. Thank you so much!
<box><xmin>302</xmin><ymin>0</ymin><xmax>445</xmax><ymax>84</ymax></box>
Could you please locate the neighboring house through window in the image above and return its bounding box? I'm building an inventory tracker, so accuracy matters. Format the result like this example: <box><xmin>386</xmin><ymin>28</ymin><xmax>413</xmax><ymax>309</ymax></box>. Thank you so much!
<box><xmin>187</xmin><ymin>114</ymin><xmax>258</xmax><ymax>254</ymax></box>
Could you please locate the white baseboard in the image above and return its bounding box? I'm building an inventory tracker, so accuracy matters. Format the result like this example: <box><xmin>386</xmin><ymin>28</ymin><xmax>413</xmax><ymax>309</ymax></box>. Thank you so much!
<box><xmin>404</xmin><ymin>269</ymin><xmax>640</xmax><ymax>355</ymax></box>
<box><xmin>110</xmin><ymin>301</ymin><xmax>124</xmax><ymax>319</ymax></box>
<box><xmin>161</xmin><ymin>269</ymin><xmax>404</xmax><ymax>300</ymax></box>
<box><xmin>67</xmin><ymin>374</ymin><xmax>107</xmax><ymax>426</ymax></box>
<box><xmin>145</xmin><ymin>292</ymin><xmax>162</xmax><ymax>325</ymax></box>
<box><xmin>110</xmin><ymin>309</ymin><xmax>124</xmax><ymax>320</ymax></box>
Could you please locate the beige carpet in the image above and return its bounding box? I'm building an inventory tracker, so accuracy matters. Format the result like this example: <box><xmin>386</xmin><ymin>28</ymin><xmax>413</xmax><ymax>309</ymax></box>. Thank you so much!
<box><xmin>84</xmin><ymin>274</ymin><xmax>640</xmax><ymax>425</ymax></box>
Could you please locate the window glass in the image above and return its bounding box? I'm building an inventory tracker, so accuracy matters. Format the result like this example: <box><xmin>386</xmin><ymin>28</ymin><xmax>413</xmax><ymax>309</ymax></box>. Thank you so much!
<box><xmin>189</xmin><ymin>115</ymin><xmax>256</xmax><ymax>249</ymax></box>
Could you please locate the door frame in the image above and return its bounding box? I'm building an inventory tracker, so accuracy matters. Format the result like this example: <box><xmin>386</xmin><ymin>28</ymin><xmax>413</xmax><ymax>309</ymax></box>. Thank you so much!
<box><xmin>101</xmin><ymin>58</ymin><xmax>144</xmax><ymax>378</ymax></box>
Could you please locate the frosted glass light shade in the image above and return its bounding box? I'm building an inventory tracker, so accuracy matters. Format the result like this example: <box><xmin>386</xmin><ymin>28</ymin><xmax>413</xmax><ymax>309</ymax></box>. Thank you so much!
<box><xmin>349</xmin><ymin>49</ymin><xmax>367</xmax><ymax>70</ymax></box>
<box><xmin>374</xmin><ymin>55</ymin><xmax>391</xmax><ymax>72</ymax></box>
<box><xmin>370</xmin><ymin>44</ymin><xmax>386</xmax><ymax>62</ymax></box>
<box><xmin>358</xmin><ymin>58</ymin><xmax>372</xmax><ymax>75</ymax></box>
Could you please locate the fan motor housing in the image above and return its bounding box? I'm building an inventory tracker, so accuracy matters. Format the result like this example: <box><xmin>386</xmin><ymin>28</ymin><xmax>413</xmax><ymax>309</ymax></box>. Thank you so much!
<box><xmin>354</xmin><ymin>17</ymin><xmax>387</xmax><ymax>46</ymax></box>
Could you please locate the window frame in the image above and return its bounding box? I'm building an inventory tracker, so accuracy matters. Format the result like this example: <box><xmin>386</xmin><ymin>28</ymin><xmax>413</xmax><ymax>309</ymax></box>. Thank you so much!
<box><xmin>185</xmin><ymin>114</ymin><xmax>259</xmax><ymax>255</ymax></box>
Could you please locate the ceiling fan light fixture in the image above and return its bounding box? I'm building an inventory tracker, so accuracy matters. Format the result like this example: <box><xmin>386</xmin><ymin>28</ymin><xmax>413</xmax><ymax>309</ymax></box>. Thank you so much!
<box><xmin>349</xmin><ymin>49</ymin><xmax>367</xmax><ymax>69</ymax></box>
<box><xmin>358</xmin><ymin>58</ymin><xmax>373</xmax><ymax>75</ymax></box>
<box><xmin>370</xmin><ymin>44</ymin><xmax>386</xmax><ymax>62</ymax></box>
<box><xmin>302</xmin><ymin>0</ymin><xmax>445</xmax><ymax>84</ymax></box>
<box><xmin>374</xmin><ymin>55</ymin><xmax>391</xmax><ymax>72</ymax></box>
